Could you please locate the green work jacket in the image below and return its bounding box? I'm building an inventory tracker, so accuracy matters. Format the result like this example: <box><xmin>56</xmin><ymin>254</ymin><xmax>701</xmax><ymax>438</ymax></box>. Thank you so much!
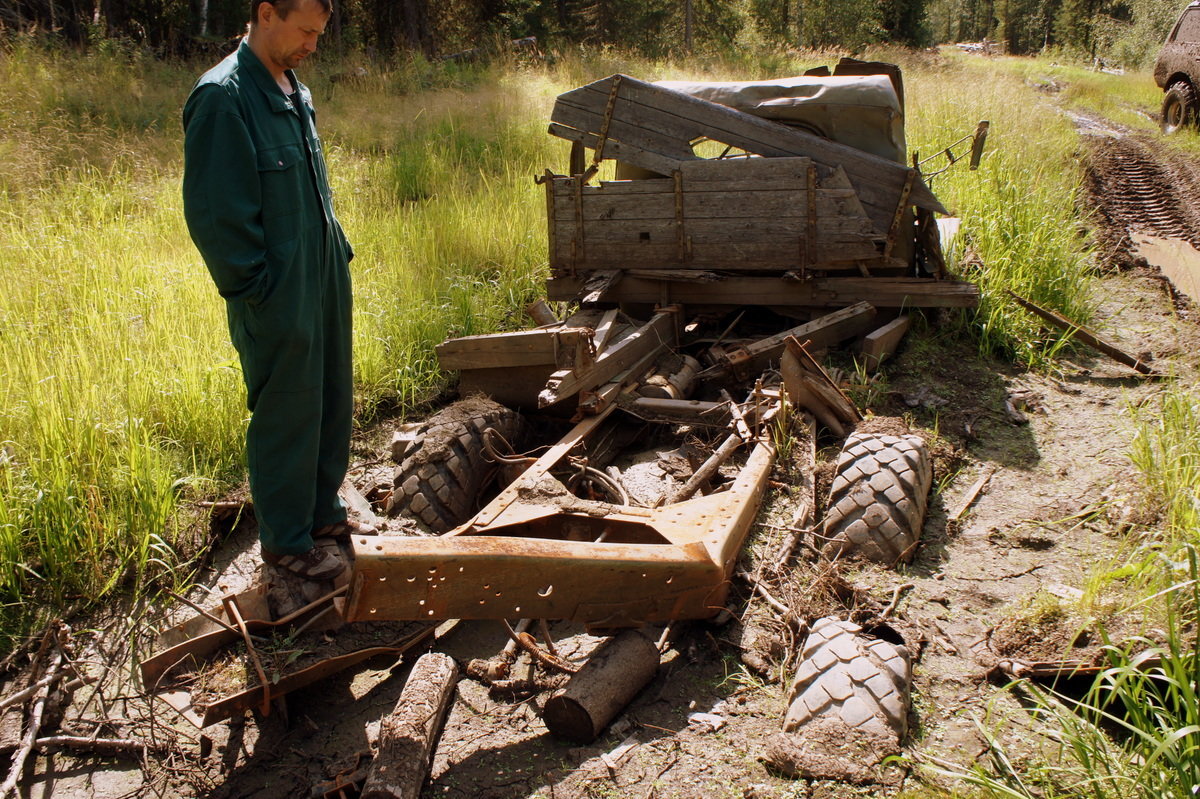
<box><xmin>182</xmin><ymin>39</ymin><xmax>352</xmax><ymax>306</ymax></box>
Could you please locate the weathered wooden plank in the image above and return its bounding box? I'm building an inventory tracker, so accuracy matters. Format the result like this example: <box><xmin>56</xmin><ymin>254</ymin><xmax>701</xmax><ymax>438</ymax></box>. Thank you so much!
<box><xmin>547</xmin><ymin>123</ymin><xmax>684</xmax><ymax>177</ymax></box>
<box><xmin>592</xmin><ymin>308</ymin><xmax>621</xmax><ymax>350</ymax></box>
<box><xmin>546</xmin><ymin>275</ymin><xmax>980</xmax><ymax>308</ymax></box>
<box><xmin>458</xmin><ymin>365</ymin><xmax>559</xmax><ymax>409</ymax></box>
<box><xmin>551</xmin><ymin>215</ymin><xmax>878</xmax><ymax>242</ymax></box>
<box><xmin>550</xmin><ymin>75</ymin><xmax>946</xmax><ymax>220</ymax></box>
<box><xmin>539</xmin><ymin>309</ymin><xmax>678</xmax><ymax>407</ymax></box>
<box><xmin>436</xmin><ymin>328</ymin><xmax>592</xmax><ymax>371</ymax></box>
<box><xmin>552</xmin><ymin>241</ymin><xmax>883</xmax><ymax>269</ymax></box>
<box><xmin>860</xmin><ymin>315</ymin><xmax>911</xmax><ymax>370</ymax></box>
<box><xmin>783</xmin><ymin>336</ymin><xmax>862</xmax><ymax>423</ymax></box>
<box><xmin>550</xmin><ymin>187</ymin><xmax>880</xmax><ymax>223</ymax></box>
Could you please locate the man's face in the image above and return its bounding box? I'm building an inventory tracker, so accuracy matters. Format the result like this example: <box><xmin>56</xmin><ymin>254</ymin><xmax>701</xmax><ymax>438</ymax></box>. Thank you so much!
<box><xmin>258</xmin><ymin>0</ymin><xmax>329</xmax><ymax>73</ymax></box>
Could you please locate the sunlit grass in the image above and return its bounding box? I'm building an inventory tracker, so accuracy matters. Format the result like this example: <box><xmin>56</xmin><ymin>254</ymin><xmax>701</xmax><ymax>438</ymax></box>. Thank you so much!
<box><xmin>902</xmin><ymin>53</ymin><xmax>1096</xmax><ymax>367</ymax></box>
<box><xmin>913</xmin><ymin>547</ymin><xmax>1200</xmax><ymax>799</ymax></box>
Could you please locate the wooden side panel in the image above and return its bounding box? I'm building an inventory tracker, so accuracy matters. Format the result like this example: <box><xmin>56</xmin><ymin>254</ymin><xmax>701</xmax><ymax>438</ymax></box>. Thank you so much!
<box><xmin>548</xmin><ymin>75</ymin><xmax>946</xmax><ymax>228</ymax></box>
<box><xmin>547</xmin><ymin>159</ymin><xmax>888</xmax><ymax>274</ymax></box>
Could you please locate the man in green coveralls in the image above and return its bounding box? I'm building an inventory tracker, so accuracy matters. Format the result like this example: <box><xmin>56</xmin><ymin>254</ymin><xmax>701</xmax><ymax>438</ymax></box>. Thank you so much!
<box><xmin>183</xmin><ymin>0</ymin><xmax>373</xmax><ymax>581</ymax></box>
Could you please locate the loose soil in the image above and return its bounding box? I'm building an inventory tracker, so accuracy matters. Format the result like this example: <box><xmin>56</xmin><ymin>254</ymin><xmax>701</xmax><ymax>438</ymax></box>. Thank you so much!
<box><xmin>11</xmin><ymin>108</ymin><xmax>1200</xmax><ymax>799</ymax></box>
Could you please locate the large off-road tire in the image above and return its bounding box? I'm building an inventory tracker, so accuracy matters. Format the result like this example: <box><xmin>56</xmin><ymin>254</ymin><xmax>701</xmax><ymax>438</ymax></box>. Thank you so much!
<box><xmin>821</xmin><ymin>432</ymin><xmax>931</xmax><ymax>565</ymax></box>
<box><xmin>388</xmin><ymin>396</ymin><xmax>524</xmax><ymax>533</ymax></box>
<box><xmin>783</xmin><ymin>617</ymin><xmax>911</xmax><ymax>739</ymax></box>
<box><xmin>1162</xmin><ymin>81</ymin><xmax>1198</xmax><ymax>135</ymax></box>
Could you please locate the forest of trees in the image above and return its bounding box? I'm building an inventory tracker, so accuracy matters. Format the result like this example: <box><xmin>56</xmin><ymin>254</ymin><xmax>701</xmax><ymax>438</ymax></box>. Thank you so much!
<box><xmin>0</xmin><ymin>0</ymin><xmax>1184</xmax><ymax>67</ymax></box>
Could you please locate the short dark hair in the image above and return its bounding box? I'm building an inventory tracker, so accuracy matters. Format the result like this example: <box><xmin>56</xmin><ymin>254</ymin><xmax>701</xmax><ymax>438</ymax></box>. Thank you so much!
<box><xmin>249</xmin><ymin>0</ymin><xmax>331</xmax><ymax>25</ymax></box>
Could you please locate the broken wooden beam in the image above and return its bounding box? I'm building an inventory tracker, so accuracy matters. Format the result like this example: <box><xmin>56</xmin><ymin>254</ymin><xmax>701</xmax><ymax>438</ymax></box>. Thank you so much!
<box><xmin>539</xmin><ymin>306</ymin><xmax>679</xmax><ymax>407</ymax></box>
<box><xmin>860</xmin><ymin>315</ymin><xmax>910</xmax><ymax>370</ymax></box>
<box><xmin>436</xmin><ymin>327</ymin><xmax>595</xmax><ymax>371</ymax></box>
<box><xmin>1006</xmin><ymin>290</ymin><xmax>1156</xmax><ymax>376</ymax></box>
<box><xmin>361</xmin><ymin>653</ymin><xmax>458</xmax><ymax>799</ymax></box>
<box><xmin>542</xmin><ymin>630</ymin><xmax>660</xmax><ymax>744</ymax></box>
<box><xmin>547</xmin><ymin>275</ymin><xmax>979</xmax><ymax>309</ymax></box>
<box><xmin>700</xmin><ymin>302</ymin><xmax>876</xmax><ymax>381</ymax></box>
<box><xmin>780</xmin><ymin>338</ymin><xmax>861</xmax><ymax>435</ymax></box>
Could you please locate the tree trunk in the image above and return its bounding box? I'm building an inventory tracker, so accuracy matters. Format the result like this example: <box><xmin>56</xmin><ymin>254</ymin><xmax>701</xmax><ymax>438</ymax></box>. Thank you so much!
<box><xmin>683</xmin><ymin>0</ymin><xmax>693</xmax><ymax>51</ymax></box>
<box><xmin>542</xmin><ymin>631</ymin><xmax>659</xmax><ymax>744</ymax></box>
<box><xmin>360</xmin><ymin>653</ymin><xmax>458</xmax><ymax>799</ymax></box>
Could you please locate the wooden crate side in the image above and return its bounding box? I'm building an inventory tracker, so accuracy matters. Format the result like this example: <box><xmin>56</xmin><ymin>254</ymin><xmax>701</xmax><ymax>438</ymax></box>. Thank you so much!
<box><xmin>547</xmin><ymin>166</ymin><xmax>886</xmax><ymax>273</ymax></box>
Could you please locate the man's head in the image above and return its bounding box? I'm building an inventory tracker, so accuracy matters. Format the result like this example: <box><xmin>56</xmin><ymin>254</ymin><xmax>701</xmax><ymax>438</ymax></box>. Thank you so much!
<box><xmin>249</xmin><ymin>0</ymin><xmax>330</xmax><ymax>26</ymax></box>
<box><xmin>247</xmin><ymin>0</ymin><xmax>331</xmax><ymax>77</ymax></box>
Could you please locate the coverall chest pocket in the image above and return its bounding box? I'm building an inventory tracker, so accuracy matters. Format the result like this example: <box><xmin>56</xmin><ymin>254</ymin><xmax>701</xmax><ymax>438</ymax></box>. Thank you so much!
<box><xmin>256</xmin><ymin>143</ymin><xmax>305</xmax><ymax>243</ymax></box>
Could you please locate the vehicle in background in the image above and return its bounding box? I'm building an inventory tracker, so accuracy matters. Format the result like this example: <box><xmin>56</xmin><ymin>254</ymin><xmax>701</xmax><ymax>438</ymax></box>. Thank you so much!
<box><xmin>1155</xmin><ymin>1</ymin><xmax>1200</xmax><ymax>133</ymax></box>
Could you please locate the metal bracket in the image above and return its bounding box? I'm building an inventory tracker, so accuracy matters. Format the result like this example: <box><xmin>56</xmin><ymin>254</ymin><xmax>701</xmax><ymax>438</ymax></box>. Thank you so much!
<box><xmin>883</xmin><ymin>169</ymin><xmax>917</xmax><ymax>261</ymax></box>
<box><xmin>593</xmin><ymin>74</ymin><xmax>623</xmax><ymax>166</ymax></box>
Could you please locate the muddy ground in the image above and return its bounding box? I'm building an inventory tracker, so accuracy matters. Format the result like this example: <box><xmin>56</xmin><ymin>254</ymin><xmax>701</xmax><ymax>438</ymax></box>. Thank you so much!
<box><xmin>9</xmin><ymin>105</ymin><xmax>1200</xmax><ymax>799</ymax></box>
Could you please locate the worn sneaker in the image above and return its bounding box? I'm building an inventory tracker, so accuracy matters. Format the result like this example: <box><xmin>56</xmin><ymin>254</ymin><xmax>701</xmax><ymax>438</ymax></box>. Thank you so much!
<box><xmin>262</xmin><ymin>546</ymin><xmax>347</xmax><ymax>581</ymax></box>
<box><xmin>312</xmin><ymin>518</ymin><xmax>379</xmax><ymax>541</ymax></box>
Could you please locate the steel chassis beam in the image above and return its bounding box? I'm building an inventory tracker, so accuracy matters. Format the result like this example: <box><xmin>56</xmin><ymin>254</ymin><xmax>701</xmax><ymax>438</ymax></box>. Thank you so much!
<box><xmin>345</xmin><ymin>398</ymin><xmax>778</xmax><ymax>629</ymax></box>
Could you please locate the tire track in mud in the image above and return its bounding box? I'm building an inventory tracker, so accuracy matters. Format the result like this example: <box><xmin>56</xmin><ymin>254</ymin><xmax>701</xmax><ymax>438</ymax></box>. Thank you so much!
<box><xmin>1082</xmin><ymin>129</ymin><xmax>1200</xmax><ymax>263</ymax></box>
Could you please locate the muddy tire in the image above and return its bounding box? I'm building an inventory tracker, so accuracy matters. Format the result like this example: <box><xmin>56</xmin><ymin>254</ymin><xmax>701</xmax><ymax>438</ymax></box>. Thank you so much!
<box><xmin>784</xmin><ymin>617</ymin><xmax>911</xmax><ymax>739</ymax></box>
<box><xmin>821</xmin><ymin>432</ymin><xmax>931</xmax><ymax>565</ymax></box>
<box><xmin>1162</xmin><ymin>82</ymin><xmax>1198</xmax><ymax>135</ymax></box>
<box><xmin>388</xmin><ymin>396</ymin><xmax>524</xmax><ymax>533</ymax></box>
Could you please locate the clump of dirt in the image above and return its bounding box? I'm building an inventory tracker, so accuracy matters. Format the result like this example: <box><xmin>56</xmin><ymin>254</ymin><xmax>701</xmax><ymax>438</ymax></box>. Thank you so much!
<box><xmin>988</xmin><ymin>593</ymin><xmax>1101</xmax><ymax>663</ymax></box>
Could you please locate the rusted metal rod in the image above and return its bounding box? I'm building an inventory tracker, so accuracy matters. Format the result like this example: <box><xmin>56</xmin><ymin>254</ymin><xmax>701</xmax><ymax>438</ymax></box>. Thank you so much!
<box><xmin>1007</xmin><ymin>290</ymin><xmax>1156</xmax><ymax>375</ymax></box>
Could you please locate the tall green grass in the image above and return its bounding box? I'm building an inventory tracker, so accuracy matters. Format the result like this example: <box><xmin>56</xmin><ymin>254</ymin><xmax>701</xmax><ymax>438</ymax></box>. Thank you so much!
<box><xmin>0</xmin><ymin>41</ymin><xmax>558</xmax><ymax>650</ymax></box>
<box><xmin>902</xmin><ymin>51</ymin><xmax>1096</xmax><ymax>367</ymax></box>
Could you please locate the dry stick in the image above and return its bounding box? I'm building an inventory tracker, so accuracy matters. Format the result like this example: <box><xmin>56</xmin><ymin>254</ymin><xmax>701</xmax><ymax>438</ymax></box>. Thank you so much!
<box><xmin>1006</xmin><ymin>289</ymin><xmax>1157</xmax><ymax>375</ymax></box>
<box><xmin>735</xmin><ymin>570</ymin><xmax>790</xmax><ymax>616</ymax></box>
<box><xmin>274</xmin><ymin>583</ymin><xmax>349</xmax><ymax>625</ymax></box>
<box><xmin>0</xmin><ymin>668</ymin><xmax>66</xmax><ymax>714</ymax></box>
<box><xmin>222</xmin><ymin>596</ymin><xmax>271</xmax><ymax>716</ymax></box>
<box><xmin>882</xmin><ymin>583</ymin><xmax>915</xmax><ymax>619</ymax></box>
<box><xmin>669</xmin><ymin>432</ymin><xmax>742</xmax><ymax>504</ymax></box>
<box><xmin>33</xmin><ymin>736</ymin><xmax>169</xmax><ymax>757</ymax></box>
<box><xmin>165</xmin><ymin>590</ymin><xmax>250</xmax><ymax>640</ymax></box>
<box><xmin>537</xmin><ymin>619</ymin><xmax>560</xmax><ymax>657</ymax></box>
<box><xmin>950</xmin><ymin>465</ymin><xmax>996</xmax><ymax>522</ymax></box>
<box><xmin>0</xmin><ymin>649</ymin><xmax>61</xmax><ymax>799</ymax></box>
<box><xmin>197</xmin><ymin>500</ymin><xmax>248</xmax><ymax>511</ymax></box>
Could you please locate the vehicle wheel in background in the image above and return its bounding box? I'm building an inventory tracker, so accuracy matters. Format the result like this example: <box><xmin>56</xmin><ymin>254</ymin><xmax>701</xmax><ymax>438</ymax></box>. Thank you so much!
<box><xmin>1162</xmin><ymin>82</ymin><xmax>1198</xmax><ymax>134</ymax></box>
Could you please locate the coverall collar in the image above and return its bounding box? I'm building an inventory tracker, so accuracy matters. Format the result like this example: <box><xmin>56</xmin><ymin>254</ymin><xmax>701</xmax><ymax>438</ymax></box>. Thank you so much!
<box><xmin>237</xmin><ymin>38</ymin><xmax>300</xmax><ymax>114</ymax></box>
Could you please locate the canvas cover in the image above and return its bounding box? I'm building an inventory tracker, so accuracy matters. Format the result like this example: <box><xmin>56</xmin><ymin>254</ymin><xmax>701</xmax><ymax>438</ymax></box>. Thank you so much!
<box><xmin>655</xmin><ymin>75</ymin><xmax>906</xmax><ymax>165</ymax></box>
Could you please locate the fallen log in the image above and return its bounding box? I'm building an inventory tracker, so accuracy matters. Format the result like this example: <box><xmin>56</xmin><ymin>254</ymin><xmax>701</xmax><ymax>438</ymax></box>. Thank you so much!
<box><xmin>1006</xmin><ymin>290</ymin><xmax>1156</xmax><ymax>376</ymax></box>
<box><xmin>542</xmin><ymin>631</ymin><xmax>660</xmax><ymax>744</ymax></box>
<box><xmin>360</xmin><ymin>653</ymin><xmax>458</xmax><ymax>799</ymax></box>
